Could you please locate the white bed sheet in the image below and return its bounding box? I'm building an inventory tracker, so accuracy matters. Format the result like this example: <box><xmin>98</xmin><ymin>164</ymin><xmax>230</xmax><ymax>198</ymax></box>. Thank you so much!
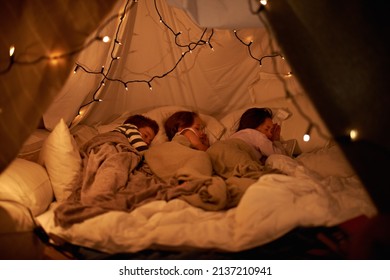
<box><xmin>36</xmin><ymin>152</ymin><xmax>377</xmax><ymax>255</ymax></box>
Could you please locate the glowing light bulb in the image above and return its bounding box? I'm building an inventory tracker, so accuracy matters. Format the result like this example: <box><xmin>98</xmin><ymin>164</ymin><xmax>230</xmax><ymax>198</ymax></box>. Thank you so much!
<box><xmin>102</xmin><ymin>36</ymin><xmax>110</xmax><ymax>43</ymax></box>
<box><xmin>260</xmin><ymin>0</ymin><xmax>268</xmax><ymax>5</ymax></box>
<box><xmin>303</xmin><ymin>124</ymin><xmax>313</xmax><ymax>142</ymax></box>
<box><xmin>349</xmin><ymin>129</ymin><xmax>358</xmax><ymax>141</ymax></box>
<box><xmin>9</xmin><ymin>45</ymin><xmax>15</xmax><ymax>56</ymax></box>
<box><xmin>50</xmin><ymin>57</ymin><xmax>59</xmax><ymax>65</ymax></box>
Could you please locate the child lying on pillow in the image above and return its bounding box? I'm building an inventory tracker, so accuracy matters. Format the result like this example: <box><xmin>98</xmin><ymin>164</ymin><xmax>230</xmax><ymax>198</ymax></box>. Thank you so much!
<box><xmin>229</xmin><ymin>107</ymin><xmax>287</xmax><ymax>163</ymax></box>
<box><xmin>113</xmin><ymin>114</ymin><xmax>159</xmax><ymax>154</ymax></box>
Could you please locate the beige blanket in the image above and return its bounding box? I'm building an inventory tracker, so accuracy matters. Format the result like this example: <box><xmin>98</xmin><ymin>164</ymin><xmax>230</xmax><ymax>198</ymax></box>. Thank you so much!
<box><xmin>54</xmin><ymin>133</ymin><xmax>228</xmax><ymax>227</ymax></box>
<box><xmin>144</xmin><ymin>135</ymin><xmax>227</xmax><ymax>211</ymax></box>
<box><xmin>54</xmin><ymin>134</ymin><xmax>277</xmax><ymax>228</ymax></box>
<box><xmin>145</xmin><ymin>136</ymin><xmax>275</xmax><ymax>210</ymax></box>
<box><xmin>54</xmin><ymin>132</ymin><xmax>168</xmax><ymax>227</ymax></box>
<box><xmin>207</xmin><ymin>138</ymin><xmax>283</xmax><ymax>208</ymax></box>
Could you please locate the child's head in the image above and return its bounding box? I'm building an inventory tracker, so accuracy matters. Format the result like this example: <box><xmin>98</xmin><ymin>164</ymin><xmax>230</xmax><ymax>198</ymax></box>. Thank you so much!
<box><xmin>124</xmin><ymin>114</ymin><xmax>159</xmax><ymax>144</ymax></box>
<box><xmin>164</xmin><ymin>111</ymin><xmax>203</xmax><ymax>141</ymax></box>
<box><xmin>237</xmin><ymin>107</ymin><xmax>274</xmax><ymax>139</ymax></box>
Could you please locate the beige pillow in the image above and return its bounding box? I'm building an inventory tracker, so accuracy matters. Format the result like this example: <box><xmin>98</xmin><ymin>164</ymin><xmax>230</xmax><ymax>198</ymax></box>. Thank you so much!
<box><xmin>0</xmin><ymin>158</ymin><xmax>53</xmax><ymax>217</ymax></box>
<box><xmin>38</xmin><ymin>119</ymin><xmax>81</xmax><ymax>202</ymax></box>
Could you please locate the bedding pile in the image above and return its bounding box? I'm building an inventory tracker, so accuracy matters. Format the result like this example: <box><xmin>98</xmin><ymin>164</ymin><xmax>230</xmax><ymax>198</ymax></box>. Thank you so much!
<box><xmin>54</xmin><ymin>132</ymin><xmax>236</xmax><ymax>227</ymax></box>
<box><xmin>37</xmin><ymin>148</ymin><xmax>377</xmax><ymax>254</ymax></box>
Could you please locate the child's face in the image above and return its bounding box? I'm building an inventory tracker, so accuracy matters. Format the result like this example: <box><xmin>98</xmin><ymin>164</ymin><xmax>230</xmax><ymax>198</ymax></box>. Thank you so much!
<box><xmin>189</xmin><ymin>116</ymin><xmax>206</xmax><ymax>138</ymax></box>
<box><xmin>256</xmin><ymin>117</ymin><xmax>274</xmax><ymax>140</ymax></box>
<box><xmin>139</xmin><ymin>126</ymin><xmax>156</xmax><ymax>145</ymax></box>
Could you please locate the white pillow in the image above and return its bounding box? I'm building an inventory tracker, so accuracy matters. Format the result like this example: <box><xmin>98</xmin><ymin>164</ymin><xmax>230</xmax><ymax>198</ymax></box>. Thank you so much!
<box><xmin>39</xmin><ymin>119</ymin><xmax>81</xmax><ymax>202</ymax></box>
<box><xmin>0</xmin><ymin>158</ymin><xmax>53</xmax><ymax>217</ymax></box>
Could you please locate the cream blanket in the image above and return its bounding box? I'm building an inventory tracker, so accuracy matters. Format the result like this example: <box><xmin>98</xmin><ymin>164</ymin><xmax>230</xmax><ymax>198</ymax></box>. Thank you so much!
<box><xmin>206</xmin><ymin>138</ymin><xmax>283</xmax><ymax>208</ymax></box>
<box><xmin>38</xmin><ymin>152</ymin><xmax>377</xmax><ymax>254</ymax></box>
<box><xmin>145</xmin><ymin>135</ymin><xmax>228</xmax><ymax>211</ymax></box>
<box><xmin>54</xmin><ymin>132</ymin><xmax>167</xmax><ymax>227</ymax></box>
<box><xmin>55</xmin><ymin>133</ymin><xmax>252</xmax><ymax>227</ymax></box>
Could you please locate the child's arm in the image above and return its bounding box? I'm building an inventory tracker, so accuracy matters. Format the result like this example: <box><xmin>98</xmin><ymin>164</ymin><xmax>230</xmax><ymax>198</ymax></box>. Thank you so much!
<box><xmin>180</xmin><ymin>128</ymin><xmax>209</xmax><ymax>151</ymax></box>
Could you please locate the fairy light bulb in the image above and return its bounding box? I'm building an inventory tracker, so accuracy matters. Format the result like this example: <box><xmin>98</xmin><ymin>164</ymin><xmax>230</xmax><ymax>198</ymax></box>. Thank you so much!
<box><xmin>49</xmin><ymin>56</ymin><xmax>59</xmax><ymax>65</ymax></box>
<box><xmin>9</xmin><ymin>46</ymin><xmax>15</xmax><ymax>57</ymax></box>
<box><xmin>260</xmin><ymin>0</ymin><xmax>268</xmax><ymax>5</ymax></box>
<box><xmin>102</xmin><ymin>36</ymin><xmax>110</xmax><ymax>43</ymax></box>
<box><xmin>349</xmin><ymin>129</ymin><xmax>358</xmax><ymax>141</ymax></box>
<box><xmin>303</xmin><ymin>124</ymin><xmax>313</xmax><ymax>142</ymax></box>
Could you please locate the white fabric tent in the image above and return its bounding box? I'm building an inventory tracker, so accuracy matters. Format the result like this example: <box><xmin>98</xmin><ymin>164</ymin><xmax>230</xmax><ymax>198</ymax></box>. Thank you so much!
<box><xmin>43</xmin><ymin>0</ymin><xmax>298</xmax><ymax>130</ymax></box>
<box><xmin>0</xmin><ymin>0</ymin><xmax>389</xmax><ymax>216</ymax></box>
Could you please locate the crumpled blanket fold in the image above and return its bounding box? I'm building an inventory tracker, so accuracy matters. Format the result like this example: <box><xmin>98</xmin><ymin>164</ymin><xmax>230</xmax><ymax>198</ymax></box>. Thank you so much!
<box><xmin>54</xmin><ymin>133</ymin><xmax>232</xmax><ymax>228</ymax></box>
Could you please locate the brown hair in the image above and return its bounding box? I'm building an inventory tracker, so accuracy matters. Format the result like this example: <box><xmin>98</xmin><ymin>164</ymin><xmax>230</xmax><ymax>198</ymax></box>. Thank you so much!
<box><xmin>236</xmin><ymin>107</ymin><xmax>273</xmax><ymax>131</ymax></box>
<box><xmin>124</xmin><ymin>114</ymin><xmax>159</xmax><ymax>135</ymax></box>
<box><xmin>164</xmin><ymin>111</ymin><xmax>198</xmax><ymax>141</ymax></box>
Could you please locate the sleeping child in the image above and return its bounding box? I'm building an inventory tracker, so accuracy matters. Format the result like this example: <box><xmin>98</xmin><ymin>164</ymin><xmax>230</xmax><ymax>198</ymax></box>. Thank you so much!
<box><xmin>113</xmin><ymin>114</ymin><xmax>159</xmax><ymax>154</ymax></box>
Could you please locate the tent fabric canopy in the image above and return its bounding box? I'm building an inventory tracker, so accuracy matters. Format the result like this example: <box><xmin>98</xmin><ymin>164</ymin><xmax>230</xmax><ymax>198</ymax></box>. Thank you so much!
<box><xmin>43</xmin><ymin>0</ymin><xmax>293</xmax><ymax>130</ymax></box>
<box><xmin>0</xmin><ymin>0</ymin><xmax>304</xmax><ymax>173</ymax></box>
<box><xmin>1</xmin><ymin>0</ymin><xmax>389</xmax><ymax>215</ymax></box>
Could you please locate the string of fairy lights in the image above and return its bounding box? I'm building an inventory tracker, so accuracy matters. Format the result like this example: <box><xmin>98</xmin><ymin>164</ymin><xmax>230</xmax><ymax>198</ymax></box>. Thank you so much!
<box><xmin>74</xmin><ymin>0</ymin><xmax>216</xmax><ymax>115</ymax></box>
<box><xmin>252</xmin><ymin>0</ymin><xmax>331</xmax><ymax>142</ymax></box>
<box><xmin>1</xmin><ymin>0</ymin><xmax>351</xmax><ymax>143</ymax></box>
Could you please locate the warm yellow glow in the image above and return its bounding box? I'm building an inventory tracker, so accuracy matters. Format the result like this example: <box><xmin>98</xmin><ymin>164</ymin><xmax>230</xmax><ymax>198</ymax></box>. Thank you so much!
<box><xmin>102</xmin><ymin>36</ymin><xmax>110</xmax><ymax>43</ymax></box>
<box><xmin>9</xmin><ymin>45</ymin><xmax>15</xmax><ymax>56</ymax></box>
<box><xmin>303</xmin><ymin>134</ymin><xmax>311</xmax><ymax>142</ymax></box>
<box><xmin>260</xmin><ymin>0</ymin><xmax>268</xmax><ymax>5</ymax></box>
<box><xmin>78</xmin><ymin>107</ymin><xmax>87</xmax><ymax>116</ymax></box>
<box><xmin>49</xmin><ymin>52</ymin><xmax>63</xmax><ymax>65</ymax></box>
<box><xmin>245</xmin><ymin>36</ymin><xmax>254</xmax><ymax>43</ymax></box>
<box><xmin>349</xmin><ymin>129</ymin><xmax>358</xmax><ymax>140</ymax></box>
<box><xmin>49</xmin><ymin>57</ymin><xmax>59</xmax><ymax>65</ymax></box>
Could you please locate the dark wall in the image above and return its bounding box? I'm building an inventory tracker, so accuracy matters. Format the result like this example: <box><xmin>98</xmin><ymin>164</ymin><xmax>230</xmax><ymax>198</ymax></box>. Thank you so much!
<box><xmin>265</xmin><ymin>0</ymin><xmax>389</xmax><ymax>213</ymax></box>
